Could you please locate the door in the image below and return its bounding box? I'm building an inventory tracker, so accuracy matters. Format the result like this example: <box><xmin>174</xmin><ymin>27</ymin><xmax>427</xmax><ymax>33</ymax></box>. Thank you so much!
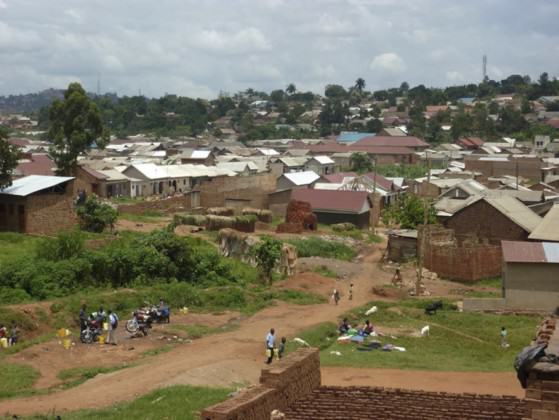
<box><xmin>17</xmin><ymin>205</ymin><xmax>25</xmax><ymax>232</ymax></box>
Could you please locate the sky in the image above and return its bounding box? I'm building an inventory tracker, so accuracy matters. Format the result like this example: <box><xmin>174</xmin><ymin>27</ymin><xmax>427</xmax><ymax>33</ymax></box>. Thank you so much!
<box><xmin>1</xmin><ymin>0</ymin><xmax>558</xmax><ymax>99</ymax></box>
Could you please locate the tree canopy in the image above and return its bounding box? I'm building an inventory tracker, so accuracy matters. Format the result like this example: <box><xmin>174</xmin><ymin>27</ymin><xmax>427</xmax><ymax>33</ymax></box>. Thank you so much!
<box><xmin>48</xmin><ymin>82</ymin><xmax>109</xmax><ymax>175</ymax></box>
<box><xmin>0</xmin><ymin>126</ymin><xmax>20</xmax><ymax>189</ymax></box>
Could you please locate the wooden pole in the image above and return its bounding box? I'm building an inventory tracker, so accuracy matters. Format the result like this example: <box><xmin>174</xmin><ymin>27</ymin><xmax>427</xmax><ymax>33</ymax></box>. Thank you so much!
<box><xmin>372</xmin><ymin>157</ymin><xmax>377</xmax><ymax>234</ymax></box>
<box><xmin>416</xmin><ymin>151</ymin><xmax>431</xmax><ymax>296</ymax></box>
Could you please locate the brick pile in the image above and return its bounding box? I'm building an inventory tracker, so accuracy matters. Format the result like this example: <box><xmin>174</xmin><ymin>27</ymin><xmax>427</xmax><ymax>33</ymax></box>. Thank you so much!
<box><xmin>276</xmin><ymin>200</ymin><xmax>317</xmax><ymax>233</ymax></box>
<box><xmin>285</xmin><ymin>386</ymin><xmax>526</xmax><ymax>419</ymax></box>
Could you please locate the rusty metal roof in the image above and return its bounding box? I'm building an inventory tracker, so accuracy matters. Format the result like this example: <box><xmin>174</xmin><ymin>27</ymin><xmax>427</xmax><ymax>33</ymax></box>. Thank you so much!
<box><xmin>502</xmin><ymin>240</ymin><xmax>559</xmax><ymax>263</ymax></box>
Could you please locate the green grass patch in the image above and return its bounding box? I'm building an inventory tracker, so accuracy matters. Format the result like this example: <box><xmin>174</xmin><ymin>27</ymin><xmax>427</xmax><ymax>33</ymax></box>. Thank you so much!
<box><xmin>476</xmin><ymin>277</ymin><xmax>502</xmax><ymax>288</ymax></box>
<box><xmin>168</xmin><ymin>324</ymin><xmax>235</xmax><ymax>339</ymax></box>
<box><xmin>119</xmin><ymin>211</ymin><xmax>167</xmax><ymax>223</ymax></box>
<box><xmin>141</xmin><ymin>345</ymin><xmax>176</xmax><ymax>358</ymax></box>
<box><xmin>0</xmin><ymin>363</ymin><xmax>39</xmax><ymax>399</ymax></box>
<box><xmin>0</xmin><ymin>232</ymin><xmax>45</xmax><ymax>265</ymax></box>
<box><xmin>463</xmin><ymin>290</ymin><xmax>501</xmax><ymax>298</ymax></box>
<box><xmin>286</xmin><ymin>322</ymin><xmax>338</xmax><ymax>352</ymax></box>
<box><xmin>58</xmin><ymin>364</ymin><xmax>132</xmax><ymax>386</ymax></box>
<box><xmin>313</xmin><ymin>265</ymin><xmax>338</xmax><ymax>278</ymax></box>
<box><xmin>274</xmin><ymin>289</ymin><xmax>327</xmax><ymax>305</ymax></box>
<box><xmin>30</xmin><ymin>385</ymin><xmax>232</xmax><ymax>420</ymax></box>
<box><xmin>291</xmin><ymin>300</ymin><xmax>538</xmax><ymax>372</ymax></box>
<box><xmin>287</xmin><ymin>237</ymin><xmax>357</xmax><ymax>261</ymax></box>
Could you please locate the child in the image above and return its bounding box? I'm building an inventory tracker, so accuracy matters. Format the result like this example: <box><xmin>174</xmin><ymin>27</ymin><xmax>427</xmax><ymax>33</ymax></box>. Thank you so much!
<box><xmin>332</xmin><ymin>289</ymin><xmax>340</xmax><ymax>306</ymax></box>
<box><xmin>500</xmin><ymin>326</ymin><xmax>509</xmax><ymax>348</ymax></box>
<box><xmin>349</xmin><ymin>283</ymin><xmax>354</xmax><ymax>301</ymax></box>
<box><xmin>278</xmin><ymin>337</ymin><xmax>287</xmax><ymax>359</ymax></box>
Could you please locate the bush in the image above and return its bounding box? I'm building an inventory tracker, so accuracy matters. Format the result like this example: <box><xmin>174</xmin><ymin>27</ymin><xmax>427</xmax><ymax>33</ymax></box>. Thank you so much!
<box><xmin>287</xmin><ymin>237</ymin><xmax>357</xmax><ymax>261</ymax></box>
<box><xmin>252</xmin><ymin>236</ymin><xmax>283</xmax><ymax>283</ymax></box>
<box><xmin>331</xmin><ymin>223</ymin><xmax>357</xmax><ymax>232</ymax></box>
<box><xmin>77</xmin><ymin>196</ymin><xmax>118</xmax><ymax>233</ymax></box>
<box><xmin>36</xmin><ymin>230</ymin><xmax>85</xmax><ymax>261</ymax></box>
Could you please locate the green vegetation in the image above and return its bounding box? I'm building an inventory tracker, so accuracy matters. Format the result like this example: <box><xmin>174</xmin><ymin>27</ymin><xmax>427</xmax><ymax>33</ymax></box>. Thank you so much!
<box><xmin>286</xmin><ymin>322</ymin><xmax>338</xmax><ymax>352</ymax></box>
<box><xmin>382</xmin><ymin>194</ymin><xmax>437</xmax><ymax>229</ymax></box>
<box><xmin>0</xmin><ymin>125</ymin><xmax>20</xmax><ymax>189</ymax></box>
<box><xmin>168</xmin><ymin>323</ymin><xmax>238</xmax><ymax>339</ymax></box>
<box><xmin>375</xmin><ymin>164</ymin><xmax>432</xmax><ymax>180</ymax></box>
<box><xmin>0</xmin><ymin>363</ymin><xmax>39</xmax><ymax>399</ymax></box>
<box><xmin>58</xmin><ymin>365</ymin><xmax>132</xmax><ymax>387</ymax></box>
<box><xmin>287</xmin><ymin>237</ymin><xmax>357</xmax><ymax>261</ymax></box>
<box><xmin>252</xmin><ymin>236</ymin><xmax>283</xmax><ymax>283</ymax></box>
<box><xmin>0</xmin><ymin>232</ymin><xmax>45</xmax><ymax>265</ymax></box>
<box><xmin>30</xmin><ymin>385</ymin><xmax>232</xmax><ymax>420</ymax></box>
<box><xmin>313</xmin><ymin>266</ymin><xmax>338</xmax><ymax>278</ymax></box>
<box><xmin>300</xmin><ymin>300</ymin><xmax>538</xmax><ymax>372</ymax></box>
<box><xmin>273</xmin><ymin>289</ymin><xmax>327</xmax><ymax>305</ymax></box>
<box><xmin>476</xmin><ymin>277</ymin><xmax>502</xmax><ymax>289</ymax></box>
<box><xmin>77</xmin><ymin>196</ymin><xmax>118</xmax><ymax>232</ymax></box>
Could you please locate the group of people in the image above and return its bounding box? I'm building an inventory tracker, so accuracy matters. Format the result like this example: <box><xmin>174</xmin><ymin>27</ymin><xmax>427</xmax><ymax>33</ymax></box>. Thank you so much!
<box><xmin>0</xmin><ymin>323</ymin><xmax>18</xmax><ymax>348</ymax></box>
<box><xmin>338</xmin><ymin>318</ymin><xmax>374</xmax><ymax>336</ymax></box>
<box><xmin>265</xmin><ymin>328</ymin><xmax>287</xmax><ymax>364</ymax></box>
<box><xmin>79</xmin><ymin>304</ymin><xmax>119</xmax><ymax>345</ymax></box>
<box><xmin>331</xmin><ymin>283</ymin><xmax>353</xmax><ymax>306</ymax></box>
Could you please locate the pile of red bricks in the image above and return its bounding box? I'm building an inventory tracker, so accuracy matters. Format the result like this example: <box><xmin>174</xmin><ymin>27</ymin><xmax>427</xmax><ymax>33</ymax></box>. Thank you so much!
<box><xmin>276</xmin><ymin>200</ymin><xmax>317</xmax><ymax>233</ymax></box>
<box><xmin>285</xmin><ymin>386</ymin><xmax>526</xmax><ymax>419</ymax></box>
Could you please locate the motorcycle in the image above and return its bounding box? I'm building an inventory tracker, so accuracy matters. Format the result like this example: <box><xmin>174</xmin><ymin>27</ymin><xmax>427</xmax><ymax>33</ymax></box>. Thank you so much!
<box><xmin>81</xmin><ymin>318</ymin><xmax>103</xmax><ymax>344</ymax></box>
<box><xmin>125</xmin><ymin>309</ymin><xmax>153</xmax><ymax>336</ymax></box>
<box><xmin>149</xmin><ymin>305</ymin><xmax>170</xmax><ymax>324</ymax></box>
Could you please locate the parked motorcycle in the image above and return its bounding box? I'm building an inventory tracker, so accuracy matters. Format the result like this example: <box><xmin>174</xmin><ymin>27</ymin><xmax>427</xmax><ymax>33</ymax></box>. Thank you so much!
<box><xmin>149</xmin><ymin>305</ymin><xmax>170</xmax><ymax>324</ymax></box>
<box><xmin>125</xmin><ymin>309</ymin><xmax>153</xmax><ymax>336</ymax></box>
<box><xmin>81</xmin><ymin>318</ymin><xmax>103</xmax><ymax>344</ymax></box>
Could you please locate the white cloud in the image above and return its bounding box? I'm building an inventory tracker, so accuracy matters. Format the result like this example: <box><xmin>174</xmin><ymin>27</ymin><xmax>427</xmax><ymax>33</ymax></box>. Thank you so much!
<box><xmin>0</xmin><ymin>0</ymin><xmax>7</xmax><ymax>9</ymax></box>
<box><xmin>446</xmin><ymin>71</ymin><xmax>465</xmax><ymax>83</ymax></box>
<box><xmin>369</xmin><ymin>52</ymin><xmax>406</xmax><ymax>73</ymax></box>
<box><xmin>190</xmin><ymin>27</ymin><xmax>271</xmax><ymax>54</ymax></box>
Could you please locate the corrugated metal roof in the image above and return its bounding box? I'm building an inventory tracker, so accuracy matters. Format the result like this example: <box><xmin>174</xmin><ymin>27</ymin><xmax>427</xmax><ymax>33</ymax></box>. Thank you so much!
<box><xmin>283</xmin><ymin>171</ymin><xmax>320</xmax><ymax>186</ymax></box>
<box><xmin>502</xmin><ymin>240</ymin><xmax>559</xmax><ymax>263</ymax></box>
<box><xmin>529</xmin><ymin>205</ymin><xmax>559</xmax><ymax>241</ymax></box>
<box><xmin>312</xmin><ymin>155</ymin><xmax>335</xmax><ymax>165</ymax></box>
<box><xmin>337</xmin><ymin>131</ymin><xmax>375</xmax><ymax>143</ymax></box>
<box><xmin>292</xmin><ymin>189</ymin><xmax>369</xmax><ymax>213</ymax></box>
<box><xmin>0</xmin><ymin>175</ymin><xmax>74</xmax><ymax>196</ymax></box>
<box><xmin>191</xmin><ymin>150</ymin><xmax>211</xmax><ymax>159</ymax></box>
<box><xmin>484</xmin><ymin>196</ymin><xmax>542</xmax><ymax>233</ymax></box>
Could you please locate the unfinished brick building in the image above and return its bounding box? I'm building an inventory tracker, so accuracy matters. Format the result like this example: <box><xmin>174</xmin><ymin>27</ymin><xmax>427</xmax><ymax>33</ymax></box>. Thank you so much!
<box><xmin>0</xmin><ymin>175</ymin><xmax>77</xmax><ymax>235</ymax></box>
<box><xmin>202</xmin><ymin>348</ymin><xmax>528</xmax><ymax>419</ymax></box>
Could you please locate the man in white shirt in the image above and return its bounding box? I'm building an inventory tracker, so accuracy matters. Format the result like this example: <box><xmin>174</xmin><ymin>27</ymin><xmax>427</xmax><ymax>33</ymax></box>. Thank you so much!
<box><xmin>265</xmin><ymin>328</ymin><xmax>276</xmax><ymax>364</ymax></box>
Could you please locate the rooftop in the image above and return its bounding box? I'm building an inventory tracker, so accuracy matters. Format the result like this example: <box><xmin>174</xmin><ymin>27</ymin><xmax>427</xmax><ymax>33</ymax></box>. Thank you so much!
<box><xmin>529</xmin><ymin>205</ymin><xmax>559</xmax><ymax>242</ymax></box>
<box><xmin>282</xmin><ymin>170</ymin><xmax>321</xmax><ymax>186</ymax></box>
<box><xmin>292</xmin><ymin>189</ymin><xmax>370</xmax><ymax>213</ymax></box>
<box><xmin>0</xmin><ymin>175</ymin><xmax>74</xmax><ymax>196</ymax></box>
<box><xmin>502</xmin><ymin>240</ymin><xmax>559</xmax><ymax>263</ymax></box>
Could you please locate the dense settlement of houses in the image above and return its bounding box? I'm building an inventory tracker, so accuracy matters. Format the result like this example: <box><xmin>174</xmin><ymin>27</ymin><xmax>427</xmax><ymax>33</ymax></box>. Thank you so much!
<box><xmin>1</xmin><ymin>95</ymin><xmax>559</xmax><ymax>312</ymax></box>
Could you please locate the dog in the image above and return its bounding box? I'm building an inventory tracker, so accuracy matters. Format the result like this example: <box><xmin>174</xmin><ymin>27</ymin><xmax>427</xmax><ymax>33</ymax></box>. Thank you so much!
<box><xmin>425</xmin><ymin>300</ymin><xmax>443</xmax><ymax>315</ymax></box>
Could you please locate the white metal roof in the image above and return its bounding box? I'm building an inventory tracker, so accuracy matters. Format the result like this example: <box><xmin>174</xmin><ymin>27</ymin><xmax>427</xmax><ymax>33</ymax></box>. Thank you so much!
<box><xmin>191</xmin><ymin>150</ymin><xmax>211</xmax><ymax>159</ymax></box>
<box><xmin>128</xmin><ymin>163</ymin><xmax>169</xmax><ymax>179</ymax></box>
<box><xmin>0</xmin><ymin>175</ymin><xmax>74</xmax><ymax>196</ymax></box>
<box><xmin>311</xmin><ymin>155</ymin><xmax>335</xmax><ymax>165</ymax></box>
<box><xmin>283</xmin><ymin>170</ymin><xmax>320</xmax><ymax>186</ymax></box>
<box><xmin>257</xmin><ymin>148</ymin><xmax>280</xmax><ymax>156</ymax></box>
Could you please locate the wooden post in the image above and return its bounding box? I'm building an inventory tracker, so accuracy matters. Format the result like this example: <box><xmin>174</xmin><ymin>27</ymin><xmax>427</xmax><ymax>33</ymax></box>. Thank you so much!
<box><xmin>416</xmin><ymin>151</ymin><xmax>431</xmax><ymax>296</ymax></box>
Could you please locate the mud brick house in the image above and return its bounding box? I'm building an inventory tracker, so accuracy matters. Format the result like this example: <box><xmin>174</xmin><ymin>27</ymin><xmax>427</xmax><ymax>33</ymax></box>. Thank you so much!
<box><xmin>464</xmin><ymin>155</ymin><xmax>544</xmax><ymax>181</ymax></box>
<box><xmin>501</xmin><ymin>241</ymin><xmax>559</xmax><ymax>311</ymax></box>
<box><xmin>291</xmin><ymin>189</ymin><xmax>372</xmax><ymax>228</ymax></box>
<box><xmin>0</xmin><ymin>175</ymin><xmax>76</xmax><ymax>235</ymax></box>
<box><xmin>75</xmin><ymin>166</ymin><xmax>137</xmax><ymax>198</ymax></box>
<box><xmin>443</xmin><ymin>195</ymin><xmax>542</xmax><ymax>244</ymax></box>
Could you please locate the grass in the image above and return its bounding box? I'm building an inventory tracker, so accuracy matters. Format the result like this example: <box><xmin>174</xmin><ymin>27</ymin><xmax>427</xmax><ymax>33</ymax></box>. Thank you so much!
<box><xmin>313</xmin><ymin>266</ymin><xmax>338</xmax><ymax>278</ymax></box>
<box><xmin>287</xmin><ymin>237</ymin><xmax>357</xmax><ymax>261</ymax></box>
<box><xmin>286</xmin><ymin>322</ymin><xmax>338</xmax><ymax>352</ymax></box>
<box><xmin>0</xmin><ymin>363</ymin><xmax>39</xmax><ymax>399</ymax></box>
<box><xmin>476</xmin><ymin>277</ymin><xmax>502</xmax><ymax>288</ymax></box>
<box><xmin>29</xmin><ymin>385</ymin><xmax>232</xmax><ymax>420</ymax></box>
<box><xmin>168</xmin><ymin>323</ymin><xmax>238</xmax><ymax>339</ymax></box>
<box><xmin>118</xmin><ymin>211</ymin><xmax>167</xmax><ymax>223</ymax></box>
<box><xmin>57</xmin><ymin>364</ymin><xmax>133</xmax><ymax>387</ymax></box>
<box><xmin>141</xmin><ymin>345</ymin><xmax>175</xmax><ymax>358</ymax></box>
<box><xmin>463</xmin><ymin>290</ymin><xmax>501</xmax><ymax>298</ymax></box>
<box><xmin>288</xmin><ymin>300</ymin><xmax>538</xmax><ymax>372</ymax></box>
<box><xmin>0</xmin><ymin>232</ymin><xmax>45</xmax><ymax>264</ymax></box>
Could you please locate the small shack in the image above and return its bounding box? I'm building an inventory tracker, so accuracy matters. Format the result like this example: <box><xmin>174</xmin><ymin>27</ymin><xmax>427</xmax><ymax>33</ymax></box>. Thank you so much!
<box><xmin>386</xmin><ymin>229</ymin><xmax>417</xmax><ymax>262</ymax></box>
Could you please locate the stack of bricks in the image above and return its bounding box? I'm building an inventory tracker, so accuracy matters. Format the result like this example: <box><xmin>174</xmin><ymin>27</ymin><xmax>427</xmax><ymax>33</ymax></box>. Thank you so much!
<box><xmin>201</xmin><ymin>349</ymin><xmax>321</xmax><ymax>420</ymax></box>
<box><xmin>276</xmin><ymin>200</ymin><xmax>317</xmax><ymax>234</ymax></box>
<box><xmin>284</xmin><ymin>386</ymin><xmax>526</xmax><ymax>419</ymax></box>
<box><xmin>524</xmin><ymin>315</ymin><xmax>559</xmax><ymax>419</ymax></box>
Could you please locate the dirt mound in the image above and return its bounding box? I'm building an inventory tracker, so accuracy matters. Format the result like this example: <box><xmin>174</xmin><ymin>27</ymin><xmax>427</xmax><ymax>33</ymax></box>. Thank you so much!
<box><xmin>276</xmin><ymin>272</ymin><xmax>334</xmax><ymax>297</ymax></box>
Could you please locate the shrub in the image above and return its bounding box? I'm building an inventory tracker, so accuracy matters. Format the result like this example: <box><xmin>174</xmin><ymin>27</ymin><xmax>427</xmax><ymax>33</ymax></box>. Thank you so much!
<box><xmin>287</xmin><ymin>237</ymin><xmax>357</xmax><ymax>261</ymax></box>
<box><xmin>36</xmin><ymin>230</ymin><xmax>85</xmax><ymax>261</ymax></box>
<box><xmin>77</xmin><ymin>196</ymin><xmax>118</xmax><ymax>233</ymax></box>
<box><xmin>251</xmin><ymin>236</ymin><xmax>283</xmax><ymax>283</ymax></box>
<box><xmin>331</xmin><ymin>223</ymin><xmax>357</xmax><ymax>232</ymax></box>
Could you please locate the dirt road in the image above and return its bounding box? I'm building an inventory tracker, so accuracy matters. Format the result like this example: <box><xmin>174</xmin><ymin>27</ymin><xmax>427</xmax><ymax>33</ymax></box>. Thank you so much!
<box><xmin>0</xmin><ymin>244</ymin><xmax>519</xmax><ymax>416</ymax></box>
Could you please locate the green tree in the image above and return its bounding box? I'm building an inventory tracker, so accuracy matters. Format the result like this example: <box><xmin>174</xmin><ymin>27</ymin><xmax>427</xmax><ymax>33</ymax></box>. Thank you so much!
<box><xmin>350</xmin><ymin>153</ymin><xmax>374</xmax><ymax>173</ymax></box>
<box><xmin>252</xmin><ymin>236</ymin><xmax>282</xmax><ymax>284</ymax></box>
<box><xmin>286</xmin><ymin>83</ymin><xmax>297</xmax><ymax>95</ymax></box>
<box><xmin>325</xmin><ymin>84</ymin><xmax>348</xmax><ymax>100</ymax></box>
<box><xmin>354</xmin><ymin>78</ymin><xmax>366</xmax><ymax>93</ymax></box>
<box><xmin>76</xmin><ymin>195</ymin><xmax>118</xmax><ymax>233</ymax></box>
<box><xmin>48</xmin><ymin>82</ymin><xmax>109</xmax><ymax>175</ymax></box>
<box><xmin>0</xmin><ymin>126</ymin><xmax>20</xmax><ymax>189</ymax></box>
<box><xmin>381</xmin><ymin>195</ymin><xmax>437</xmax><ymax>229</ymax></box>
<box><xmin>366</xmin><ymin>119</ymin><xmax>383</xmax><ymax>133</ymax></box>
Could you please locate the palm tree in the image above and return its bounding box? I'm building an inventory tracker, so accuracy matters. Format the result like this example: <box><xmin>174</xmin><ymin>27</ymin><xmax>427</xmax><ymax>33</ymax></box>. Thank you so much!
<box><xmin>355</xmin><ymin>78</ymin><xmax>366</xmax><ymax>92</ymax></box>
<box><xmin>286</xmin><ymin>83</ymin><xmax>296</xmax><ymax>95</ymax></box>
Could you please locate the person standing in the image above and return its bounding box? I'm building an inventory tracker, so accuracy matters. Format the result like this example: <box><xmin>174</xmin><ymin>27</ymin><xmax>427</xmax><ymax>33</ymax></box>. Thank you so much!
<box><xmin>107</xmin><ymin>310</ymin><xmax>119</xmax><ymax>345</ymax></box>
<box><xmin>265</xmin><ymin>328</ymin><xmax>276</xmax><ymax>364</ymax></box>
<box><xmin>278</xmin><ymin>337</ymin><xmax>287</xmax><ymax>359</ymax></box>
<box><xmin>79</xmin><ymin>304</ymin><xmax>88</xmax><ymax>340</ymax></box>
<box><xmin>332</xmin><ymin>289</ymin><xmax>340</xmax><ymax>305</ymax></box>
<box><xmin>500</xmin><ymin>326</ymin><xmax>509</xmax><ymax>348</ymax></box>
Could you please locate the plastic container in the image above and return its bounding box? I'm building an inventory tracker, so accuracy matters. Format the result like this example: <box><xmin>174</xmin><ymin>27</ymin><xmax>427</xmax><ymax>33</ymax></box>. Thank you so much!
<box><xmin>98</xmin><ymin>335</ymin><xmax>105</xmax><ymax>345</ymax></box>
<box><xmin>63</xmin><ymin>339</ymin><xmax>72</xmax><ymax>350</ymax></box>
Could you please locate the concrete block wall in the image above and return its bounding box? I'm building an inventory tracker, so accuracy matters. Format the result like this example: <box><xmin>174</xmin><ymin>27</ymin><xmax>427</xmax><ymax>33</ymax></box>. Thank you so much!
<box><xmin>200</xmin><ymin>173</ymin><xmax>277</xmax><ymax>210</ymax></box>
<box><xmin>201</xmin><ymin>348</ymin><xmax>320</xmax><ymax>420</ymax></box>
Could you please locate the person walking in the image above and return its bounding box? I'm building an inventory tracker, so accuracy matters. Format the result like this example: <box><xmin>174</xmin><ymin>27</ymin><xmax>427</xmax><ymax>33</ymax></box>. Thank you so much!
<box><xmin>500</xmin><ymin>326</ymin><xmax>509</xmax><ymax>348</ymax></box>
<box><xmin>107</xmin><ymin>310</ymin><xmax>119</xmax><ymax>346</ymax></box>
<box><xmin>265</xmin><ymin>328</ymin><xmax>276</xmax><ymax>364</ymax></box>
<box><xmin>332</xmin><ymin>289</ymin><xmax>340</xmax><ymax>305</ymax></box>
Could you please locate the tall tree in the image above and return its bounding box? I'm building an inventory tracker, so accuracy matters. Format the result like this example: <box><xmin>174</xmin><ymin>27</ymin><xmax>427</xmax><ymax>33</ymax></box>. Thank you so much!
<box><xmin>0</xmin><ymin>126</ymin><xmax>20</xmax><ymax>189</ymax></box>
<box><xmin>354</xmin><ymin>78</ymin><xmax>366</xmax><ymax>92</ymax></box>
<box><xmin>349</xmin><ymin>152</ymin><xmax>374</xmax><ymax>173</ymax></box>
<box><xmin>286</xmin><ymin>83</ymin><xmax>297</xmax><ymax>95</ymax></box>
<box><xmin>48</xmin><ymin>82</ymin><xmax>109</xmax><ymax>175</ymax></box>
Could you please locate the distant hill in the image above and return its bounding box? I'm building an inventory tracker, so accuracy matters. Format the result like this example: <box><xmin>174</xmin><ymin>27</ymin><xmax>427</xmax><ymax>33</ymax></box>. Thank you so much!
<box><xmin>0</xmin><ymin>89</ymin><xmax>66</xmax><ymax>114</ymax></box>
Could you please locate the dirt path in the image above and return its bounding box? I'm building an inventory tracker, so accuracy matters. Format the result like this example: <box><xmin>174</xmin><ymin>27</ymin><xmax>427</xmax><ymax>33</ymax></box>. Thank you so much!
<box><xmin>321</xmin><ymin>367</ymin><xmax>523</xmax><ymax>397</ymax></box>
<box><xmin>0</xmin><ymin>243</ymin><xmax>518</xmax><ymax>416</ymax></box>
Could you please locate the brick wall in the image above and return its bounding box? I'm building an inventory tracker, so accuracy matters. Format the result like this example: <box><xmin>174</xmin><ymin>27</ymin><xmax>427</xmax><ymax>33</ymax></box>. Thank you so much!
<box><xmin>201</xmin><ymin>348</ymin><xmax>320</xmax><ymax>420</ymax></box>
<box><xmin>464</xmin><ymin>156</ymin><xmax>543</xmax><ymax>181</ymax></box>
<box><xmin>118</xmin><ymin>195</ymin><xmax>191</xmax><ymax>215</ymax></box>
<box><xmin>420</xmin><ymin>225</ymin><xmax>502</xmax><ymax>281</ymax></box>
<box><xmin>200</xmin><ymin>173</ymin><xmax>277</xmax><ymax>210</ymax></box>
<box><xmin>25</xmin><ymin>193</ymin><xmax>77</xmax><ymax>235</ymax></box>
<box><xmin>444</xmin><ymin>199</ymin><xmax>529</xmax><ymax>245</ymax></box>
<box><xmin>285</xmin><ymin>386</ymin><xmax>526</xmax><ymax>419</ymax></box>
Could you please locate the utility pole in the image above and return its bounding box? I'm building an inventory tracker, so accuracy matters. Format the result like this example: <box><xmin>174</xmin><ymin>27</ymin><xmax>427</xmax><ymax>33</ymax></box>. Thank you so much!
<box><xmin>515</xmin><ymin>159</ymin><xmax>519</xmax><ymax>190</ymax></box>
<box><xmin>371</xmin><ymin>157</ymin><xmax>377</xmax><ymax>234</ymax></box>
<box><xmin>416</xmin><ymin>151</ymin><xmax>431</xmax><ymax>296</ymax></box>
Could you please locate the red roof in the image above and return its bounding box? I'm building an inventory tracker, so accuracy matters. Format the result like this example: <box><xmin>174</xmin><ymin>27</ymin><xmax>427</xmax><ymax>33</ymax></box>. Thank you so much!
<box><xmin>322</xmin><ymin>172</ymin><xmax>358</xmax><ymax>183</ymax></box>
<box><xmin>501</xmin><ymin>240</ymin><xmax>558</xmax><ymax>263</ymax></box>
<box><xmin>457</xmin><ymin>137</ymin><xmax>484</xmax><ymax>148</ymax></box>
<box><xmin>15</xmin><ymin>154</ymin><xmax>56</xmax><ymax>177</ymax></box>
<box><xmin>292</xmin><ymin>189</ymin><xmax>370</xmax><ymax>213</ymax></box>
<box><xmin>8</xmin><ymin>138</ymin><xmax>31</xmax><ymax>148</ymax></box>
<box><xmin>546</xmin><ymin>119</ymin><xmax>559</xmax><ymax>129</ymax></box>
<box><xmin>289</xmin><ymin>143</ymin><xmax>415</xmax><ymax>155</ymax></box>
<box><xmin>80</xmin><ymin>165</ymin><xmax>108</xmax><ymax>180</ymax></box>
<box><xmin>425</xmin><ymin>105</ymin><xmax>448</xmax><ymax>113</ymax></box>
<box><xmin>353</xmin><ymin>136</ymin><xmax>429</xmax><ymax>148</ymax></box>
<box><xmin>361</xmin><ymin>172</ymin><xmax>398</xmax><ymax>191</ymax></box>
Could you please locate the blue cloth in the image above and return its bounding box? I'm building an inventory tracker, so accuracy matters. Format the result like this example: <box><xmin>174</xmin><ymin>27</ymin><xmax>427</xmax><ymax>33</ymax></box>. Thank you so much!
<box><xmin>266</xmin><ymin>333</ymin><xmax>275</xmax><ymax>348</ymax></box>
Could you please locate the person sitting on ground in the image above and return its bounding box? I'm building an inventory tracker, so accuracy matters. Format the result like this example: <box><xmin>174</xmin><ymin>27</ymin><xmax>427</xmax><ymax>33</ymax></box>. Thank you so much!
<box><xmin>278</xmin><ymin>337</ymin><xmax>287</xmax><ymax>359</ymax></box>
<box><xmin>339</xmin><ymin>318</ymin><xmax>351</xmax><ymax>335</ymax></box>
<box><xmin>361</xmin><ymin>320</ymin><xmax>374</xmax><ymax>336</ymax></box>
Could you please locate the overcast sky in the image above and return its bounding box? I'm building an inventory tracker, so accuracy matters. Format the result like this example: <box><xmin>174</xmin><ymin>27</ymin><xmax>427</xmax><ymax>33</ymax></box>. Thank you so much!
<box><xmin>1</xmin><ymin>0</ymin><xmax>558</xmax><ymax>98</ymax></box>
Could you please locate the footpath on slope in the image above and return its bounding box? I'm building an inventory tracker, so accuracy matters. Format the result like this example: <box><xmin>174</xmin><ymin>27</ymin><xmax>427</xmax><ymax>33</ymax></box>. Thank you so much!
<box><xmin>0</xmin><ymin>245</ymin><xmax>521</xmax><ymax>416</ymax></box>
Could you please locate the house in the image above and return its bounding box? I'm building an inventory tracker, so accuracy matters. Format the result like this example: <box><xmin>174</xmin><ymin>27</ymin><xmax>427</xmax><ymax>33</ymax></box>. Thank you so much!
<box><xmin>278</xmin><ymin>157</ymin><xmax>309</xmax><ymax>173</ymax></box>
<box><xmin>529</xmin><ymin>205</ymin><xmax>559</xmax><ymax>242</ymax></box>
<box><xmin>122</xmin><ymin>163</ymin><xmax>169</xmax><ymax>196</ymax></box>
<box><xmin>304</xmin><ymin>156</ymin><xmax>336</xmax><ymax>175</ymax></box>
<box><xmin>292</xmin><ymin>189</ymin><xmax>372</xmax><ymax>228</ymax></box>
<box><xmin>276</xmin><ymin>171</ymin><xmax>321</xmax><ymax>191</ymax></box>
<box><xmin>501</xmin><ymin>240</ymin><xmax>559</xmax><ymax>311</ymax></box>
<box><xmin>13</xmin><ymin>154</ymin><xmax>57</xmax><ymax>178</ymax></box>
<box><xmin>443</xmin><ymin>195</ymin><xmax>542</xmax><ymax>244</ymax></box>
<box><xmin>457</xmin><ymin>137</ymin><xmax>484</xmax><ymax>150</ymax></box>
<box><xmin>353</xmin><ymin>135</ymin><xmax>429</xmax><ymax>151</ymax></box>
<box><xmin>534</xmin><ymin>135</ymin><xmax>551</xmax><ymax>153</ymax></box>
<box><xmin>0</xmin><ymin>175</ymin><xmax>77</xmax><ymax>235</ymax></box>
<box><xmin>179</xmin><ymin>150</ymin><xmax>215</xmax><ymax>166</ymax></box>
<box><xmin>378</xmin><ymin>127</ymin><xmax>407</xmax><ymax>136</ymax></box>
<box><xmin>215</xmin><ymin>161</ymin><xmax>258</xmax><ymax>176</ymax></box>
